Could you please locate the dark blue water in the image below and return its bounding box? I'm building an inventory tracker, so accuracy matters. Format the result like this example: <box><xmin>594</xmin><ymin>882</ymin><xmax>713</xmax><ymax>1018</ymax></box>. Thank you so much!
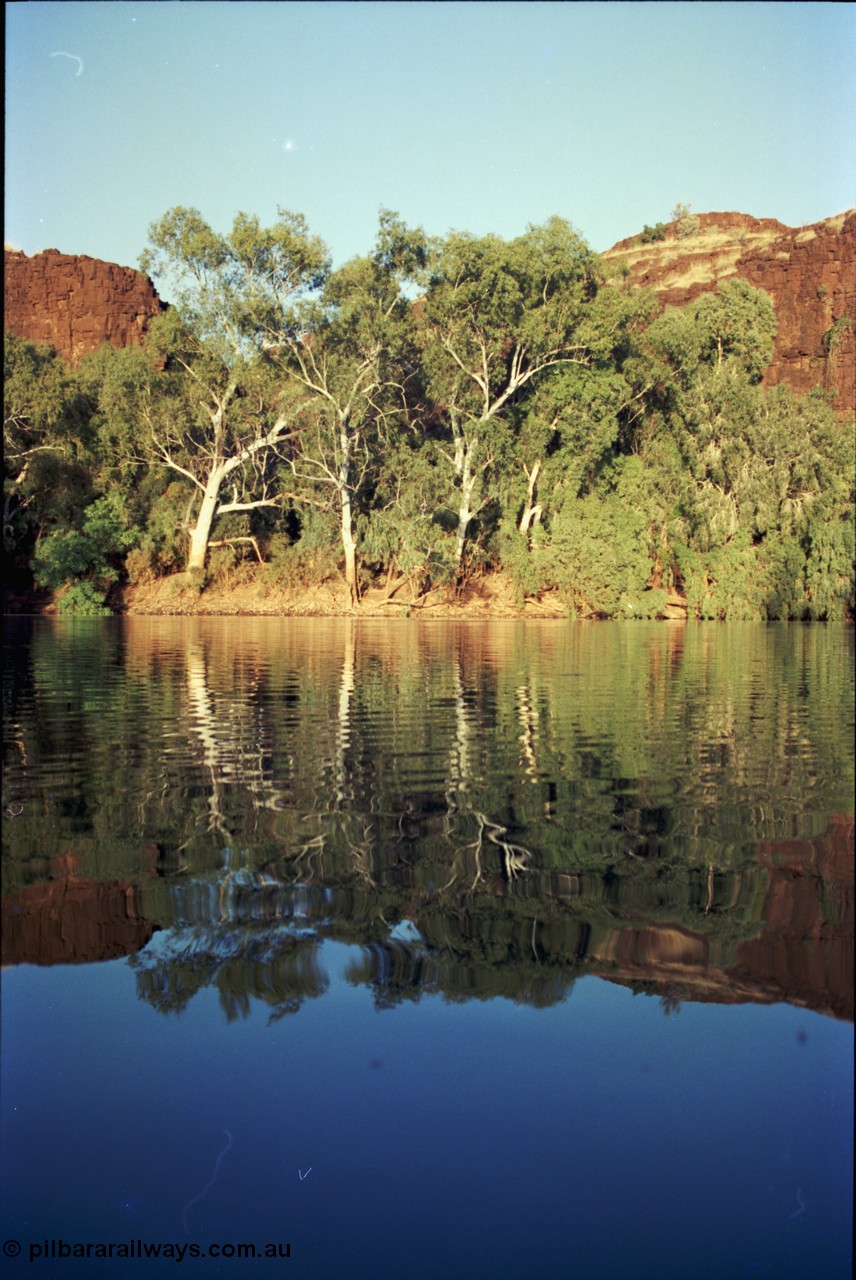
<box><xmin>3</xmin><ymin>951</ymin><xmax>851</xmax><ymax>1279</ymax></box>
<box><xmin>1</xmin><ymin>619</ymin><xmax>853</xmax><ymax>1278</ymax></box>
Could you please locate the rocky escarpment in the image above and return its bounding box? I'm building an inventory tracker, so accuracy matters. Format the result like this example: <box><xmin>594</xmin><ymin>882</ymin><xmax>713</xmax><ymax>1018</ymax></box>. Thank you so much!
<box><xmin>604</xmin><ymin>210</ymin><xmax>855</xmax><ymax>414</ymax></box>
<box><xmin>4</xmin><ymin>247</ymin><xmax>166</xmax><ymax>367</ymax></box>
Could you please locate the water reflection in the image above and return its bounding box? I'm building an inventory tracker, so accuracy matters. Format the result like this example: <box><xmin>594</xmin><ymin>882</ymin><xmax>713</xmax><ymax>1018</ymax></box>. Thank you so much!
<box><xmin>2</xmin><ymin>618</ymin><xmax>853</xmax><ymax>1021</ymax></box>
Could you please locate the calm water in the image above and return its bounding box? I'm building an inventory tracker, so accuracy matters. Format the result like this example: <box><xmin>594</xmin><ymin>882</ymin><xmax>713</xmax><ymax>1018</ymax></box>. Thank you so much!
<box><xmin>1</xmin><ymin>618</ymin><xmax>853</xmax><ymax>1279</ymax></box>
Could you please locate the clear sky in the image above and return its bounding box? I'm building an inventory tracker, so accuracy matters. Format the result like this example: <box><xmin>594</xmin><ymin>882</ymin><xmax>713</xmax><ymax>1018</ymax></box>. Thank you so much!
<box><xmin>6</xmin><ymin>1</ymin><xmax>855</xmax><ymax>299</ymax></box>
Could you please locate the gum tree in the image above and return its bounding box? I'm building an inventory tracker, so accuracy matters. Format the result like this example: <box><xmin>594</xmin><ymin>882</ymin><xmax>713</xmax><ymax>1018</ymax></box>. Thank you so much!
<box><xmin>417</xmin><ymin>218</ymin><xmax>610</xmax><ymax>574</ymax></box>
<box><xmin>623</xmin><ymin>279</ymin><xmax>854</xmax><ymax>617</ymax></box>
<box><xmin>3</xmin><ymin>335</ymin><xmax>95</xmax><ymax>560</ymax></box>
<box><xmin>256</xmin><ymin>211</ymin><xmax>429</xmax><ymax>602</ymax></box>
<box><xmin>139</xmin><ymin>207</ymin><xmax>330</xmax><ymax>572</ymax></box>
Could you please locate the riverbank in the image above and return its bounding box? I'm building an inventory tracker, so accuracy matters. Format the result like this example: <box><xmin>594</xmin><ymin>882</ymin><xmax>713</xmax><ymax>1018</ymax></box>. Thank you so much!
<box><xmin>117</xmin><ymin>573</ymin><xmax>571</xmax><ymax>619</ymax></box>
<box><xmin>5</xmin><ymin>571</ymin><xmax>690</xmax><ymax>620</ymax></box>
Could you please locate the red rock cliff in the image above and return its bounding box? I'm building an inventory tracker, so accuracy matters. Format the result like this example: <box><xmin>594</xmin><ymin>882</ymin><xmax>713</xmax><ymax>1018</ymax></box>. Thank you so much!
<box><xmin>4</xmin><ymin>247</ymin><xmax>166</xmax><ymax>367</ymax></box>
<box><xmin>604</xmin><ymin>210</ymin><xmax>855</xmax><ymax>414</ymax></box>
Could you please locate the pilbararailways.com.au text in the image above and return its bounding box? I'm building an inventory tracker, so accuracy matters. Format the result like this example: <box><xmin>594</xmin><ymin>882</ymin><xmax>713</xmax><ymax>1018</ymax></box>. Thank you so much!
<box><xmin>3</xmin><ymin>1238</ymin><xmax>292</xmax><ymax>1263</ymax></box>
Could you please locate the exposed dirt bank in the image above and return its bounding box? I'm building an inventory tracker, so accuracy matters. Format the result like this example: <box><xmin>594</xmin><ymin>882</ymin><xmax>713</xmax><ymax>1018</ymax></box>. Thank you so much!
<box><xmin>119</xmin><ymin>573</ymin><xmax>573</xmax><ymax>618</ymax></box>
<box><xmin>4</xmin><ymin>572</ymin><xmax>689</xmax><ymax>620</ymax></box>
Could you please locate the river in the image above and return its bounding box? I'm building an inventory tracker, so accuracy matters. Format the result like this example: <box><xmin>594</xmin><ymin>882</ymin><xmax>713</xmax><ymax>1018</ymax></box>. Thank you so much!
<box><xmin>2</xmin><ymin>618</ymin><xmax>853</xmax><ymax>1278</ymax></box>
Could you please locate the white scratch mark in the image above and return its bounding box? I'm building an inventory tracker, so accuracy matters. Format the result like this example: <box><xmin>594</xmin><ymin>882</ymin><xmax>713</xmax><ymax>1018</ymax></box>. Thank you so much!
<box><xmin>50</xmin><ymin>51</ymin><xmax>83</xmax><ymax>77</ymax></box>
<box><xmin>298</xmin><ymin>1167</ymin><xmax>312</xmax><ymax>1181</ymax></box>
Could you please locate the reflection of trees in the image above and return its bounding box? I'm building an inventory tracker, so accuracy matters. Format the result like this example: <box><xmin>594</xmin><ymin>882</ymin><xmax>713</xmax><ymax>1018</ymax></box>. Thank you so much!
<box><xmin>515</xmin><ymin>675</ymin><xmax>544</xmax><ymax>787</ymax></box>
<box><xmin>438</xmin><ymin>645</ymin><xmax>535</xmax><ymax>894</ymax></box>
<box><xmin>659</xmin><ymin>986</ymin><xmax>687</xmax><ymax>1016</ymax></box>
<box><xmin>442</xmin><ymin>811</ymin><xmax>531</xmax><ymax>893</ymax></box>
<box><xmin>132</xmin><ymin>930</ymin><xmax>328</xmax><ymax>1021</ymax></box>
<box><xmin>11</xmin><ymin>617</ymin><xmax>844</xmax><ymax>880</ymax></box>
<box><xmin>184</xmin><ymin>640</ymin><xmax>231</xmax><ymax>844</ymax></box>
<box><xmin>275</xmin><ymin>622</ymin><xmax>381</xmax><ymax>886</ymax></box>
<box><xmin>334</xmin><ymin>620</ymin><xmax>355</xmax><ymax>808</ymax></box>
<box><xmin>130</xmin><ymin>874</ymin><xmax>330</xmax><ymax>1020</ymax></box>
<box><xmin>345</xmin><ymin>936</ymin><xmax>573</xmax><ymax>1010</ymax></box>
<box><xmin>4</xmin><ymin>618</ymin><xmax>853</xmax><ymax>1018</ymax></box>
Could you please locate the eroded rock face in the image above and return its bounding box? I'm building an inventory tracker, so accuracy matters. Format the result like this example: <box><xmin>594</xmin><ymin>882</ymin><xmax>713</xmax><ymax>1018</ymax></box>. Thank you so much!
<box><xmin>3</xmin><ymin>247</ymin><xmax>166</xmax><ymax>367</ymax></box>
<box><xmin>598</xmin><ymin>814</ymin><xmax>854</xmax><ymax>1021</ymax></box>
<box><xmin>604</xmin><ymin>210</ymin><xmax>855</xmax><ymax>414</ymax></box>
<box><xmin>1</xmin><ymin>872</ymin><xmax>155</xmax><ymax>966</ymax></box>
<box><xmin>733</xmin><ymin>814</ymin><xmax>854</xmax><ymax>1021</ymax></box>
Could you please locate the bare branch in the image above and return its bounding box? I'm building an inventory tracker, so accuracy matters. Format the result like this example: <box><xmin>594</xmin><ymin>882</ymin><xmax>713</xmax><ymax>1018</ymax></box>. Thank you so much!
<box><xmin>208</xmin><ymin>536</ymin><xmax>264</xmax><ymax>563</ymax></box>
<box><xmin>215</xmin><ymin>496</ymin><xmax>281</xmax><ymax>515</ymax></box>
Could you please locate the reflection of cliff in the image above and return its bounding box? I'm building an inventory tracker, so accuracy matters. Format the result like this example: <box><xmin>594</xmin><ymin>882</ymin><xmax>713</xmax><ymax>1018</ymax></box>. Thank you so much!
<box><xmin>121</xmin><ymin>812</ymin><xmax>856</xmax><ymax>1019</ymax></box>
<box><xmin>734</xmin><ymin>815</ymin><xmax>853</xmax><ymax>1019</ymax></box>
<box><xmin>585</xmin><ymin>816</ymin><xmax>853</xmax><ymax>1020</ymax></box>
<box><xmin>0</xmin><ymin>854</ymin><xmax>154</xmax><ymax>965</ymax></box>
<box><xmin>4</xmin><ymin>815</ymin><xmax>850</xmax><ymax>1020</ymax></box>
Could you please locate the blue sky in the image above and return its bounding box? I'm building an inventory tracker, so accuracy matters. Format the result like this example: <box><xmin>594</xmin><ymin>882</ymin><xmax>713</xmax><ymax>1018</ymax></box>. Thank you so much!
<box><xmin>6</xmin><ymin>1</ymin><xmax>855</xmax><ymax>299</ymax></box>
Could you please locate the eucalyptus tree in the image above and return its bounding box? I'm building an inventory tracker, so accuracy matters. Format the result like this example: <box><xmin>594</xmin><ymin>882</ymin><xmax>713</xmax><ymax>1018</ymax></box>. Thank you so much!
<box><xmin>139</xmin><ymin>207</ymin><xmax>330</xmax><ymax>572</ymax></box>
<box><xmin>626</xmin><ymin>280</ymin><xmax>855</xmax><ymax>618</ymax></box>
<box><xmin>417</xmin><ymin>217</ymin><xmax>610</xmax><ymax>574</ymax></box>
<box><xmin>672</xmin><ymin>379</ymin><xmax>854</xmax><ymax>619</ymax></box>
<box><xmin>254</xmin><ymin>211</ymin><xmax>430</xmax><ymax>602</ymax></box>
<box><xmin>505</xmin><ymin>280</ymin><xmax>657</xmax><ymax>550</ymax></box>
<box><xmin>3</xmin><ymin>335</ymin><xmax>95</xmax><ymax>559</ymax></box>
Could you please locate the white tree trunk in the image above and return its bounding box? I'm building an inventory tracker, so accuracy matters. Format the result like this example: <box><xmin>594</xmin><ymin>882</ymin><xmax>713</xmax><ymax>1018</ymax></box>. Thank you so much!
<box><xmin>454</xmin><ymin>438</ymin><xmax>478</xmax><ymax>568</ymax></box>
<box><xmin>339</xmin><ymin>420</ymin><xmax>359</xmax><ymax>603</ymax></box>
<box><xmin>518</xmin><ymin>459</ymin><xmax>542</xmax><ymax>545</ymax></box>
<box><xmin>341</xmin><ymin>493</ymin><xmax>358</xmax><ymax>603</ymax></box>
<box><xmin>187</xmin><ymin>468</ymin><xmax>225</xmax><ymax>573</ymax></box>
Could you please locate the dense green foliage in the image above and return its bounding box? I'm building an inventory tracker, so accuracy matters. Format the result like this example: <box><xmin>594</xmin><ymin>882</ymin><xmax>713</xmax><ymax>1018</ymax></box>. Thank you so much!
<box><xmin>4</xmin><ymin>208</ymin><xmax>854</xmax><ymax>618</ymax></box>
<box><xmin>639</xmin><ymin>222</ymin><xmax>667</xmax><ymax>243</ymax></box>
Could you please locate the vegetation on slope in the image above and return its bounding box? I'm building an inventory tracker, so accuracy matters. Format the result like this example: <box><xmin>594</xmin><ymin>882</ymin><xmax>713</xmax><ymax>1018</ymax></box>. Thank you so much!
<box><xmin>4</xmin><ymin>207</ymin><xmax>854</xmax><ymax>619</ymax></box>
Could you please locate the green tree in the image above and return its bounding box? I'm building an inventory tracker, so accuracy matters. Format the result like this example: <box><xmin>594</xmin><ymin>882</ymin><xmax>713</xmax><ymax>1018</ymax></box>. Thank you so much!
<box><xmin>359</xmin><ymin>429</ymin><xmax>454</xmax><ymax>596</ymax></box>
<box><xmin>139</xmin><ymin>207</ymin><xmax>330</xmax><ymax>573</ymax></box>
<box><xmin>31</xmin><ymin>491</ymin><xmax>138</xmax><ymax>613</ymax></box>
<box><xmin>259</xmin><ymin>210</ymin><xmax>430</xmax><ymax>601</ymax></box>
<box><xmin>508</xmin><ymin>279</ymin><xmax>656</xmax><ymax>545</ymax></box>
<box><xmin>74</xmin><ymin>342</ymin><xmax>193</xmax><ymax>580</ymax></box>
<box><xmin>3</xmin><ymin>336</ymin><xmax>95</xmax><ymax>566</ymax></box>
<box><xmin>631</xmin><ymin>283</ymin><xmax>853</xmax><ymax>619</ymax></box>
<box><xmin>417</xmin><ymin>217</ymin><xmax>610</xmax><ymax>575</ymax></box>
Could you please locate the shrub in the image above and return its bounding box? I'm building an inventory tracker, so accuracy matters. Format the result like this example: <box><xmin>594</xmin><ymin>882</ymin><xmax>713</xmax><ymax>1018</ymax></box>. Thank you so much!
<box><xmin>56</xmin><ymin>581</ymin><xmax>112</xmax><ymax>616</ymax></box>
<box><xmin>125</xmin><ymin>546</ymin><xmax>157</xmax><ymax>585</ymax></box>
<box><xmin>265</xmin><ymin>510</ymin><xmax>340</xmax><ymax>588</ymax></box>
<box><xmin>676</xmin><ymin>215</ymin><xmax>701</xmax><ymax>240</ymax></box>
<box><xmin>207</xmin><ymin>543</ymin><xmax>241</xmax><ymax>581</ymax></box>
<box><xmin>639</xmin><ymin>223</ymin><xmax>667</xmax><ymax>244</ymax></box>
<box><xmin>822</xmin><ymin>314</ymin><xmax>851</xmax><ymax>357</ymax></box>
<box><xmin>186</xmin><ymin>566</ymin><xmax>207</xmax><ymax>595</ymax></box>
<box><xmin>32</xmin><ymin>493</ymin><xmax>137</xmax><ymax>604</ymax></box>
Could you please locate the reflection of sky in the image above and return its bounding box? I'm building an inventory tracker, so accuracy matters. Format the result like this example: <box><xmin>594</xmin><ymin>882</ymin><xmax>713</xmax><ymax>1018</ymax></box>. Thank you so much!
<box><xmin>2</xmin><ymin>950</ymin><xmax>852</xmax><ymax>1277</ymax></box>
<box><xmin>5</xmin><ymin>2</ymin><xmax>855</xmax><ymax>285</ymax></box>
<box><xmin>3</xmin><ymin>618</ymin><xmax>853</xmax><ymax>1271</ymax></box>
